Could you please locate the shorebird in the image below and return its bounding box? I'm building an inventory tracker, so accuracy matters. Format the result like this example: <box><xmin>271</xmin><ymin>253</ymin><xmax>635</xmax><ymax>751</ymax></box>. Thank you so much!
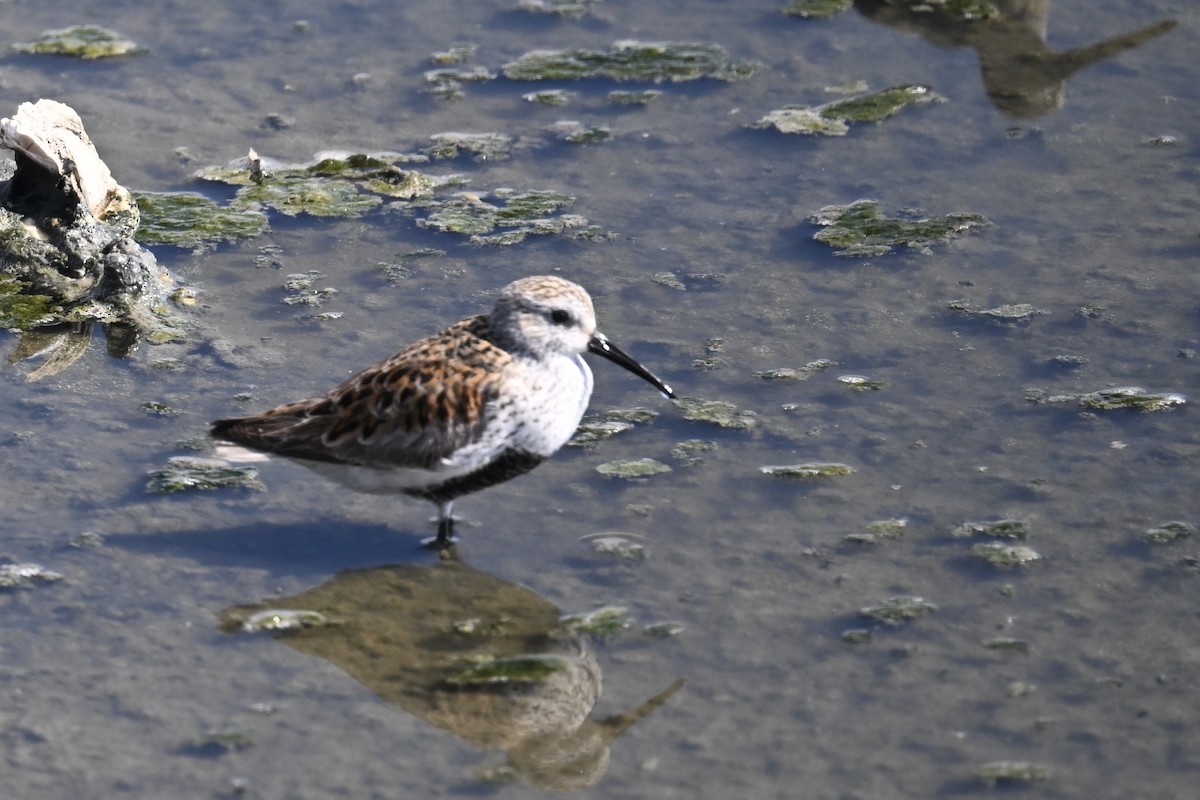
<box><xmin>211</xmin><ymin>275</ymin><xmax>675</xmax><ymax>547</ymax></box>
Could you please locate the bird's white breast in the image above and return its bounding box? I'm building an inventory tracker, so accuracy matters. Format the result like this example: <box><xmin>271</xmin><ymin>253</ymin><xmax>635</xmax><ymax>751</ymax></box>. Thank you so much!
<box><xmin>492</xmin><ymin>352</ymin><xmax>593</xmax><ymax>457</ymax></box>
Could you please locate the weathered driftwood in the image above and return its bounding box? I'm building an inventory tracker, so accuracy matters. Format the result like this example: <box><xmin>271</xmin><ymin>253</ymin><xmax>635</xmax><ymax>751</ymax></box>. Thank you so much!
<box><xmin>0</xmin><ymin>99</ymin><xmax>177</xmax><ymax>378</ymax></box>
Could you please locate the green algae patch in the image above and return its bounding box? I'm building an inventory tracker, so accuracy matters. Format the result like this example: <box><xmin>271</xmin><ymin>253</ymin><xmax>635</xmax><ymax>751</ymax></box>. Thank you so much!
<box><xmin>189</xmin><ymin>147</ymin><xmax>602</xmax><ymax>245</ymax></box>
<box><xmin>140</xmin><ymin>401</ymin><xmax>182</xmax><ymax>417</ymax></box>
<box><xmin>197</xmin><ymin>152</ymin><xmax>447</xmax><ymax>213</ymax></box>
<box><xmin>0</xmin><ymin>277</ymin><xmax>56</xmax><ymax>328</ymax></box>
<box><xmin>755</xmin><ymin>359</ymin><xmax>837</xmax><ymax>380</ymax></box>
<box><xmin>549</xmin><ymin>120</ymin><xmax>613</xmax><ymax>144</ymax></box>
<box><xmin>1033</xmin><ymin>386</ymin><xmax>1188</xmax><ymax>412</ymax></box>
<box><xmin>424</xmin><ymin>66</ymin><xmax>493</xmax><ymax>86</ymax></box>
<box><xmin>948</xmin><ymin>299</ymin><xmax>1045</xmax><ymax>322</ymax></box>
<box><xmin>580</xmin><ymin>532</ymin><xmax>646</xmax><ymax>561</ymax></box>
<box><xmin>983</xmin><ymin>637</ymin><xmax>1031</xmax><ymax>653</ymax></box>
<box><xmin>1142</xmin><ymin>521</ymin><xmax>1195</xmax><ymax>543</ymax></box>
<box><xmin>282</xmin><ymin>271</ymin><xmax>337</xmax><ymax>308</ymax></box>
<box><xmin>821</xmin><ymin>85</ymin><xmax>939</xmax><ymax>123</ymax></box>
<box><xmin>812</xmin><ymin>199</ymin><xmax>991</xmax><ymax>257</ymax></box>
<box><xmin>189</xmin><ymin>145</ymin><xmax>594</xmax><ymax>247</ymax></box>
<box><xmin>596</xmin><ymin>458</ymin><xmax>672</xmax><ymax>479</ymax></box>
<box><xmin>417</xmin><ymin>196</ymin><xmax>500</xmax><ymax>235</ymax></box>
<box><xmin>693</xmin><ymin>336</ymin><xmax>726</xmax><ymax>371</ymax></box>
<box><xmin>753</xmin><ymin>85</ymin><xmax>940</xmax><ymax>136</ymax></box>
<box><xmin>675</xmin><ymin>396</ymin><xmax>758</xmax><ymax>429</ymax></box>
<box><xmin>845</xmin><ymin>518</ymin><xmax>907</xmax><ymax>544</ymax></box>
<box><xmin>517</xmin><ymin>0</ymin><xmax>601</xmax><ymax>18</ymax></box>
<box><xmin>866</xmin><ymin>518</ymin><xmax>907</xmax><ymax>536</ymax></box>
<box><xmin>146</xmin><ymin>457</ymin><xmax>266</xmax><ymax>493</ymax></box>
<box><xmin>378</xmin><ymin>248</ymin><xmax>445</xmax><ymax>282</ymax></box>
<box><xmin>0</xmin><ymin>562</ymin><xmax>64</xmax><ymax>589</ymax></box>
<box><xmin>523</xmin><ymin>89</ymin><xmax>576</xmax><ymax>106</ymax></box>
<box><xmin>652</xmin><ymin>272</ymin><xmax>685</xmax><ymax>290</ymax></box>
<box><xmin>446</xmin><ymin>654</ymin><xmax>569</xmax><ymax>687</ymax></box>
<box><xmin>503</xmin><ymin>40</ymin><xmax>761</xmax><ymax>83</ymax></box>
<box><xmin>234</xmin><ymin>177</ymin><xmax>381</xmax><ymax>218</ymax></box>
<box><xmin>838</xmin><ymin>374</ymin><xmax>888</xmax><ymax>391</ymax></box>
<box><xmin>1079</xmin><ymin>387</ymin><xmax>1186</xmax><ymax>412</ymax></box>
<box><xmin>754</xmin><ymin>107</ymin><xmax>849</xmax><ymax>136</ymax></box>
<box><xmin>357</xmin><ymin>169</ymin><xmax>441</xmax><ymax>200</ymax></box>
<box><xmin>240</xmin><ymin>608</ymin><xmax>331</xmax><ymax>633</ymax></box>
<box><xmin>494</xmin><ymin>189</ymin><xmax>575</xmax><ymax>220</ymax></box>
<box><xmin>423</xmin><ymin>66</ymin><xmax>497</xmax><ymax>100</ymax></box>
<box><xmin>568</xmin><ymin>408</ymin><xmax>658</xmax><ymax>448</ymax></box>
<box><xmin>953</xmin><ymin>519</ymin><xmax>1029</xmax><ymax>540</ymax></box>
<box><xmin>302</xmin><ymin>152</ymin><xmax>415</xmax><ymax>177</ymax></box>
<box><xmin>976</xmin><ymin>761</ymin><xmax>1050</xmax><ymax>788</ymax></box>
<box><xmin>14</xmin><ymin>25</ymin><xmax>148</xmax><ymax>59</ymax></box>
<box><xmin>607</xmin><ymin>89</ymin><xmax>663</xmax><ymax>106</ymax></box>
<box><xmin>643</xmin><ymin>621</ymin><xmax>686</xmax><ymax>638</ymax></box>
<box><xmin>783</xmin><ymin>0</ymin><xmax>852</xmax><ymax>18</ymax></box>
<box><xmin>431</xmin><ymin>44</ymin><xmax>477</xmax><ymax>65</ymax></box>
<box><xmin>470</xmin><ymin>229</ymin><xmax>529</xmax><ymax>246</ymax></box>
<box><xmin>972</xmin><ymin>542</ymin><xmax>1043</xmax><ymax>568</ymax></box>
<box><xmin>134</xmin><ymin>192</ymin><xmax>269</xmax><ymax>248</ymax></box>
<box><xmin>670</xmin><ymin>438</ymin><xmax>717</xmax><ymax>466</ymax></box>
<box><xmin>146</xmin><ymin>328</ymin><xmax>187</xmax><ymax>345</ymax></box>
<box><xmin>283</xmin><ymin>271</ymin><xmax>327</xmax><ymax>293</ymax></box>
<box><xmin>69</xmin><ymin>531</ymin><xmax>104</xmax><ymax>548</ymax></box>
<box><xmin>762</xmin><ymin>462</ymin><xmax>855</xmax><ymax>478</ymax></box>
<box><xmin>860</xmin><ymin>596</ymin><xmax>937</xmax><ymax>625</ymax></box>
<box><xmin>561</xmin><ymin>605</ymin><xmax>632</xmax><ymax>636</ymax></box>
<box><xmin>147</xmin><ymin>357</ymin><xmax>186</xmax><ymax>371</ymax></box>
<box><xmin>425</xmin><ymin>132</ymin><xmax>513</xmax><ymax>162</ymax></box>
<box><xmin>414</xmin><ymin>189</ymin><xmax>593</xmax><ymax>244</ymax></box>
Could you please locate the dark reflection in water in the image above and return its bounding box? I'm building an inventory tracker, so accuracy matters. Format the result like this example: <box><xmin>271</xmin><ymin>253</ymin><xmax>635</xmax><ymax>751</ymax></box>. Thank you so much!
<box><xmin>219</xmin><ymin>558</ymin><xmax>683</xmax><ymax>791</ymax></box>
<box><xmin>855</xmin><ymin>0</ymin><xmax>1176</xmax><ymax>118</ymax></box>
<box><xmin>4</xmin><ymin>320</ymin><xmax>144</xmax><ymax>380</ymax></box>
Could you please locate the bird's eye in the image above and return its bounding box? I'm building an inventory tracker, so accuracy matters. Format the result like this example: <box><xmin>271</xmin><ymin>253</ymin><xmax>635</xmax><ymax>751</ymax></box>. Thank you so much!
<box><xmin>549</xmin><ymin>309</ymin><xmax>572</xmax><ymax>325</ymax></box>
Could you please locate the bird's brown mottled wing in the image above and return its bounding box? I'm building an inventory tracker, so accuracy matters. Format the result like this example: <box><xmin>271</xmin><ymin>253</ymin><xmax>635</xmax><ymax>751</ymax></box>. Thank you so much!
<box><xmin>211</xmin><ymin>316</ymin><xmax>508</xmax><ymax>469</ymax></box>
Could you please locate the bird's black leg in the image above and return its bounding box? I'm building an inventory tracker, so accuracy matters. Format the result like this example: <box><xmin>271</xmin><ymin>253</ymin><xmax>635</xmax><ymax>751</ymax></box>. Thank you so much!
<box><xmin>421</xmin><ymin>501</ymin><xmax>458</xmax><ymax>549</ymax></box>
<box><xmin>436</xmin><ymin>515</ymin><xmax>455</xmax><ymax>548</ymax></box>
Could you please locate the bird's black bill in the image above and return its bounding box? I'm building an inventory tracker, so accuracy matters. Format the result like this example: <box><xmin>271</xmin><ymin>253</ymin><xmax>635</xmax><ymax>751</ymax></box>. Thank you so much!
<box><xmin>588</xmin><ymin>333</ymin><xmax>675</xmax><ymax>399</ymax></box>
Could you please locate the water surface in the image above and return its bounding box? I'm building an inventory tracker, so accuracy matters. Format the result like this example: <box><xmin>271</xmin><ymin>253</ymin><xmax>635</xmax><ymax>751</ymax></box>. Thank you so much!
<box><xmin>1</xmin><ymin>1</ymin><xmax>1198</xmax><ymax>798</ymax></box>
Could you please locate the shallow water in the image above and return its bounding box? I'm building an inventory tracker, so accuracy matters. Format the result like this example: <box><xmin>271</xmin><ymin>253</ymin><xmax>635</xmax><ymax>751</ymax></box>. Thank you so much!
<box><xmin>2</xmin><ymin>1</ymin><xmax>1199</xmax><ymax>798</ymax></box>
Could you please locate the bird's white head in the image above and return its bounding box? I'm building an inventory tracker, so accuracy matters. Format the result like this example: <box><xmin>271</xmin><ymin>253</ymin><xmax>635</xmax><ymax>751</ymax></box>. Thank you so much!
<box><xmin>491</xmin><ymin>275</ymin><xmax>597</xmax><ymax>358</ymax></box>
<box><xmin>492</xmin><ymin>275</ymin><xmax>676</xmax><ymax>397</ymax></box>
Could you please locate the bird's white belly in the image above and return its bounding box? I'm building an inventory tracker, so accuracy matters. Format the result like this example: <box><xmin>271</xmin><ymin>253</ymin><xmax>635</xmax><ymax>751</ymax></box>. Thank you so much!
<box><xmin>215</xmin><ymin>442</ymin><xmax>455</xmax><ymax>494</ymax></box>
<box><xmin>300</xmin><ymin>460</ymin><xmax>464</xmax><ymax>494</ymax></box>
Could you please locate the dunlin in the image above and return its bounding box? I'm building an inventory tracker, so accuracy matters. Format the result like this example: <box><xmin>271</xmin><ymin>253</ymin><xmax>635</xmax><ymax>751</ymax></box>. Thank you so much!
<box><xmin>211</xmin><ymin>276</ymin><xmax>674</xmax><ymax>547</ymax></box>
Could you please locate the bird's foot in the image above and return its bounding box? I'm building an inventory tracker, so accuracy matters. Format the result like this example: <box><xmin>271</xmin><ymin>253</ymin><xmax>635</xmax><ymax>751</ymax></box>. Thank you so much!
<box><xmin>419</xmin><ymin>533</ymin><xmax>460</xmax><ymax>549</ymax></box>
<box><xmin>420</xmin><ymin>516</ymin><xmax>459</xmax><ymax>550</ymax></box>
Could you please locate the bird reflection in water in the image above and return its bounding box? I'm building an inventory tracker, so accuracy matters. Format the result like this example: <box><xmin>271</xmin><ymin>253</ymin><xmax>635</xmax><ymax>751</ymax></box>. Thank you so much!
<box><xmin>220</xmin><ymin>559</ymin><xmax>684</xmax><ymax>790</ymax></box>
<box><xmin>853</xmin><ymin>1</ymin><xmax>1177</xmax><ymax>118</ymax></box>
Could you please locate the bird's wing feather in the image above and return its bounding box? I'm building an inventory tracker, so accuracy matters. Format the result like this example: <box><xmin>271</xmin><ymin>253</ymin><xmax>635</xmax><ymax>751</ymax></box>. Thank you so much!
<box><xmin>211</xmin><ymin>316</ymin><xmax>508</xmax><ymax>469</ymax></box>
